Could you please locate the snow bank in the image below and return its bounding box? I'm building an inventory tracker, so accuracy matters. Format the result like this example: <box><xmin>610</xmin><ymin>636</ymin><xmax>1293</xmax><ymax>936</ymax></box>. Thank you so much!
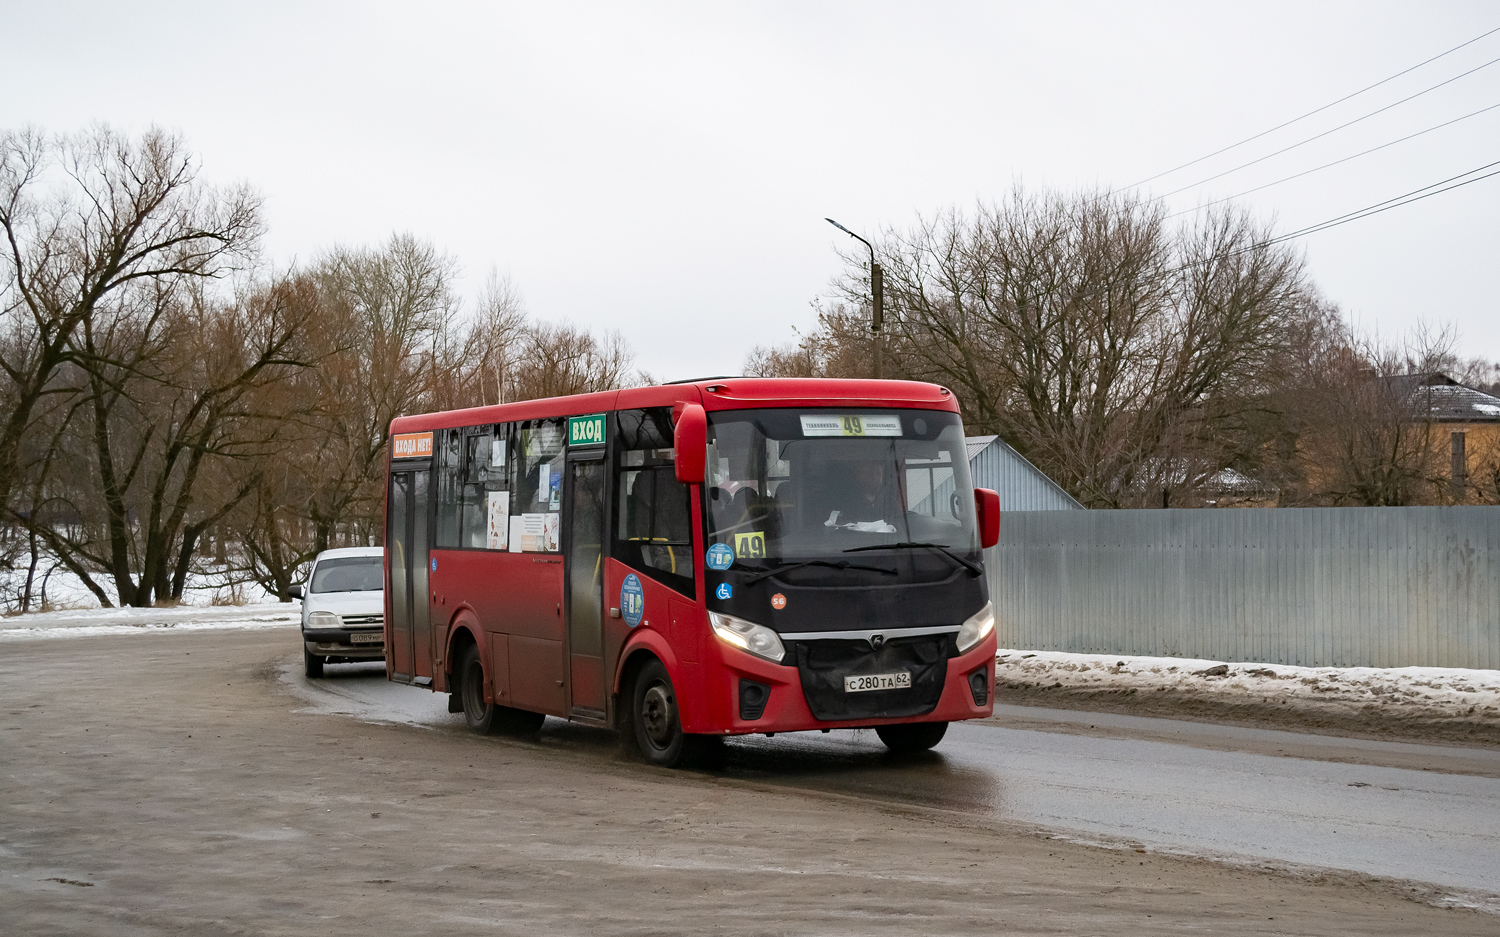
<box><xmin>996</xmin><ymin>648</ymin><xmax>1500</xmax><ymax>722</ymax></box>
<box><xmin>0</xmin><ymin>602</ymin><xmax>298</xmax><ymax>640</ymax></box>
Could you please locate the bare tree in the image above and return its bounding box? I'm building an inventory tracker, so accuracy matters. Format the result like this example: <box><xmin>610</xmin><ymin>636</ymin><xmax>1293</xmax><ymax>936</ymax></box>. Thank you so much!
<box><xmin>0</xmin><ymin>125</ymin><xmax>261</xmax><ymax>517</ymax></box>
<box><xmin>31</xmin><ymin>277</ymin><xmax>306</xmax><ymax>607</ymax></box>
<box><xmin>755</xmin><ymin>188</ymin><xmax>1320</xmax><ymax>507</ymax></box>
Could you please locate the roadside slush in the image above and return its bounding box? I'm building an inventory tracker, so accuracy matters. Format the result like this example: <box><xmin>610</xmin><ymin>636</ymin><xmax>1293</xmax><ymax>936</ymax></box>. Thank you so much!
<box><xmin>1</xmin><ymin>626</ymin><xmax>1496</xmax><ymax>935</ymax></box>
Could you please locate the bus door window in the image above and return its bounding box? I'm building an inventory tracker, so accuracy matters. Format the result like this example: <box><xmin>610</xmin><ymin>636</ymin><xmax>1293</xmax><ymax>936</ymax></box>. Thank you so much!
<box><xmin>387</xmin><ymin>467</ymin><xmax>432</xmax><ymax>682</ymax></box>
<box><xmin>566</xmin><ymin>457</ymin><xmax>607</xmax><ymax>711</ymax></box>
<box><xmin>613</xmin><ymin>408</ymin><xmax>695</xmax><ymax>597</ymax></box>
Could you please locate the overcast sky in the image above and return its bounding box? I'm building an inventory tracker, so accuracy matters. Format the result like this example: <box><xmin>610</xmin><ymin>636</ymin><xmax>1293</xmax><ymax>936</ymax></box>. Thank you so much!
<box><xmin>5</xmin><ymin>1</ymin><xmax>1497</xmax><ymax>380</ymax></box>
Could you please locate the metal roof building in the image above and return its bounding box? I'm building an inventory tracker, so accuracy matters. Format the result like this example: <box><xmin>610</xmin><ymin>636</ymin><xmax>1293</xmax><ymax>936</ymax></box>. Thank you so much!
<box><xmin>965</xmin><ymin>435</ymin><xmax>1084</xmax><ymax>511</ymax></box>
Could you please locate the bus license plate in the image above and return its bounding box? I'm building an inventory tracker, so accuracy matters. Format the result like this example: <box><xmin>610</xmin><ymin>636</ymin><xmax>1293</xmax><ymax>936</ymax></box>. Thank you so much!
<box><xmin>844</xmin><ymin>672</ymin><xmax>911</xmax><ymax>693</ymax></box>
<box><xmin>349</xmin><ymin>632</ymin><xmax>383</xmax><ymax>644</ymax></box>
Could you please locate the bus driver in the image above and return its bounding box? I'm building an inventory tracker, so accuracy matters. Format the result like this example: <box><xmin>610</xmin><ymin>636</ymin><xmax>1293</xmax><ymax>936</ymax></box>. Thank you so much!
<box><xmin>825</xmin><ymin>459</ymin><xmax>902</xmax><ymax>532</ymax></box>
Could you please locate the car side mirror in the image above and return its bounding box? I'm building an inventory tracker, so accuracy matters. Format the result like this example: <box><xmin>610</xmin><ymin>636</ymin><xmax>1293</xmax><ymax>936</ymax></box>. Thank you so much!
<box><xmin>672</xmin><ymin>402</ymin><xmax>707</xmax><ymax>485</ymax></box>
<box><xmin>974</xmin><ymin>488</ymin><xmax>1000</xmax><ymax>549</ymax></box>
<box><xmin>288</xmin><ymin>584</ymin><xmax>304</xmax><ymax>600</ymax></box>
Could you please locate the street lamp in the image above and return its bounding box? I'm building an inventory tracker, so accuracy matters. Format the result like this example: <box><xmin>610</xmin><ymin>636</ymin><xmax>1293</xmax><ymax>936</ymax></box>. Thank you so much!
<box><xmin>825</xmin><ymin>218</ymin><xmax>884</xmax><ymax>380</ymax></box>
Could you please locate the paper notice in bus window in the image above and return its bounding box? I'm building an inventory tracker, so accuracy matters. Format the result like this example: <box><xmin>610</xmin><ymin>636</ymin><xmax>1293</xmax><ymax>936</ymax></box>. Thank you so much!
<box><xmin>799</xmin><ymin>415</ymin><xmax>902</xmax><ymax>437</ymax></box>
<box><xmin>543</xmin><ymin>513</ymin><xmax>560</xmax><ymax>552</ymax></box>
<box><xmin>491</xmin><ymin>439</ymin><xmax>506</xmax><ymax>467</ymax></box>
<box><xmin>548</xmin><ymin>470</ymin><xmax>561</xmax><ymax>510</ymax></box>
<box><xmin>517</xmin><ymin>513</ymin><xmax>547</xmax><ymax>552</ymax></box>
<box><xmin>536</xmin><ymin>464</ymin><xmax>548</xmax><ymax>504</ymax></box>
<box><xmin>486</xmin><ymin>490</ymin><xmax>509</xmax><ymax>550</ymax></box>
<box><xmin>508</xmin><ymin>516</ymin><xmax>524</xmax><ymax>553</ymax></box>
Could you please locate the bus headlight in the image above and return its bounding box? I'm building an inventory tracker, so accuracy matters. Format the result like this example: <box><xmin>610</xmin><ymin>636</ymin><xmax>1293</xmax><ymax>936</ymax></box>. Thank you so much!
<box><xmin>709</xmin><ymin>612</ymin><xmax>786</xmax><ymax>663</ymax></box>
<box><xmin>307</xmin><ymin>611</ymin><xmax>342</xmax><ymax>628</ymax></box>
<box><xmin>955</xmin><ymin>601</ymin><xmax>994</xmax><ymax>653</ymax></box>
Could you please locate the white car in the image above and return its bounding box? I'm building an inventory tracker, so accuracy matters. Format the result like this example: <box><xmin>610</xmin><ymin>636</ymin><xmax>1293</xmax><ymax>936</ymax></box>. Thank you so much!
<box><xmin>290</xmin><ymin>546</ymin><xmax>385</xmax><ymax>678</ymax></box>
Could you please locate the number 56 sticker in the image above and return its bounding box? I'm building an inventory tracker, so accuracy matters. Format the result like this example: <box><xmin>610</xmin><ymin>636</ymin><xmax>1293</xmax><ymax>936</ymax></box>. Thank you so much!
<box><xmin>734</xmin><ymin>531</ymin><xmax>766</xmax><ymax>559</ymax></box>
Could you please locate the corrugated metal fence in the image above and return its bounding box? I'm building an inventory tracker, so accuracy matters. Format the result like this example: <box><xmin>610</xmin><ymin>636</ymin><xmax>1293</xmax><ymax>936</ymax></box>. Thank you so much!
<box><xmin>989</xmin><ymin>506</ymin><xmax>1500</xmax><ymax>669</ymax></box>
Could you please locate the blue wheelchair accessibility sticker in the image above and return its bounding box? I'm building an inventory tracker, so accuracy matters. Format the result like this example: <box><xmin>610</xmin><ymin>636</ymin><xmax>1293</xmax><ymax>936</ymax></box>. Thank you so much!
<box><xmin>620</xmin><ymin>573</ymin><xmax>645</xmax><ymax>627</ymax></box>
<box><xmin>705</xmin><ymin>543</ymin><xmax>734</xmax><ymax>571</ymax></box>
<box><xmin>715</xmin><ymin>582</ymin><xmax>733</xmax><ymax>600</ymax></box>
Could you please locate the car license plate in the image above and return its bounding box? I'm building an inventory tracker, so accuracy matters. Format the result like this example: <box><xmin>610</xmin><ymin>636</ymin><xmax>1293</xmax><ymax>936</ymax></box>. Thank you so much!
<box><xmin>844</xmin><ymin>671</ymin><xmax>911</xmax><ymax>693</ymax></box>
<box><xmin>349</xmin><ymin>632</ymin><xmax>383</xmax><ymax>645</ymax></box>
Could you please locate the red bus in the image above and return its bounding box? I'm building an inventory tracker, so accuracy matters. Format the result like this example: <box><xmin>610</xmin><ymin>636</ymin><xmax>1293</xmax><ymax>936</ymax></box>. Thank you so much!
<box><xmin>383</xmin><ymin>378</ymin><xmax>1001</xmax><ymax>766</ymax></box>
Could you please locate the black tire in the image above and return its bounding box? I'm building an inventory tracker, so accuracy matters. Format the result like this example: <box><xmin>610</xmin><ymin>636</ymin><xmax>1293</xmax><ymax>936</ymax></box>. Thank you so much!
<box><xmin>457</xmin><ymin>644</ymin><xmax>545</xmax><ymax>736</ymax></box>
<box><xmin>303</xmin><ymin>648</ymin><xmax>324</xmax><ymax>679</ymax></box>
<box><xmin>631</xmin><ymin>658</ymin><xmax>688</xmax><ymax>767</ymax></box>
<box><xmin>875</xmin><ymin>721</ymin><xmax>948</xmax><ymax>753</ymax></box>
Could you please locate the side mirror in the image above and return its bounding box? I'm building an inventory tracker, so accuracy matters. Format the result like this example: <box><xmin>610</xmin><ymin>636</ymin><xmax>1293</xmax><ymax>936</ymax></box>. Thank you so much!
<box><xmin>974</xmin><ymin>488</ymin><xmax>1000</xmax><ymax>549</ymax></box>
<box><xmin>673</xmin><ymin>402</ymin><xmax>707</xmax><ymax>485</ymax></box>
<box><xmin>288</xmin><ymin>584</ymin><xmax>304</xmax><ymax>600</ymax></box>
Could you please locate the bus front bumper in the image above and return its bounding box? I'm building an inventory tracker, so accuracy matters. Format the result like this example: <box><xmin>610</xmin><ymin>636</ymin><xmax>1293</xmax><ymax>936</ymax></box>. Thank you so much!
<box><xmin>692</xmin><ymin>631</ymin><xmax>996</xmax><ymax>735</ymax></box>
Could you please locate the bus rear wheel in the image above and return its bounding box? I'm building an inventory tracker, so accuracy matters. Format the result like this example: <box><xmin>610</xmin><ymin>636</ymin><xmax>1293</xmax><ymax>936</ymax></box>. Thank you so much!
<box><xmin>875</xmin><ymin>721</ymin><xmax>948</xmax><ymax>753</ymax></box>
<box><xmin>631</xmin><ymin>658</ymin><xmax>691</xmax><ymax>767</ymax></box>
<box><xmin>457</xmin><ymin>644</ymin><xmax>544</xmax><ymax>736</ymax></box>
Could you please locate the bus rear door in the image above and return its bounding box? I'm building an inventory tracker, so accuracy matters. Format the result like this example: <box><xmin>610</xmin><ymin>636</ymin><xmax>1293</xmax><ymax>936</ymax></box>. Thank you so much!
<box><xmin>387</xmin><ymin>463</ymin><xmax>432</xmax><ymax>685</ymax></box>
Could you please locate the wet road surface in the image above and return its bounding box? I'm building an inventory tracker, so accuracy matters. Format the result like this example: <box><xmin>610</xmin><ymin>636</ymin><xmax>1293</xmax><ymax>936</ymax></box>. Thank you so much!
<box><xmin>290</xmin><ymin>661</ymin><xmax>1500</xmax><ymax>901</ymax></box>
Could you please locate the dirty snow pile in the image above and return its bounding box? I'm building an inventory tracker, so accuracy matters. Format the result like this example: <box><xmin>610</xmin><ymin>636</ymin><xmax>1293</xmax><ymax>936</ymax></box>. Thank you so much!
<box><xmin>996</xmin><ymin>648</ymin><xmax>1500</xmax><ymax>723</ymax></box>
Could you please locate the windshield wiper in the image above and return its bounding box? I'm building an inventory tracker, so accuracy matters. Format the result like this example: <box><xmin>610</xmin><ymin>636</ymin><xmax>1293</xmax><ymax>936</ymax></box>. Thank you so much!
<box><xmin>746</xmin><ymin>559</ymin><xmax>897</xmax><ymax>585</ymax></box>
<box><xmin>842</xmin><ymin>541</ymin><xmax>983</xmax><ymax>577</ymax></box>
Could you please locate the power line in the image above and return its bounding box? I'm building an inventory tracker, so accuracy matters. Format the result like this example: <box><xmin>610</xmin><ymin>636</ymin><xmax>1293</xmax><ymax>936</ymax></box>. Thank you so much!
<box><xmin>1262</xmin><ymin>158</ymin><xmax>1500</xmax><ymax>244</ymax></box>
<box><xmin>1167</xmin><ymin>101</ymin><xmax>1500</xmax><ymax>217</ymax></box>
<box><xmin>1129</xmin><ymin>25</ymin><xmax>1500</xmax><ymax>188</ymax></box>
<box><xmin>1150</xmin><ymin>52</ymin><xmax>1500</xmax><ymax>201</ymax></box>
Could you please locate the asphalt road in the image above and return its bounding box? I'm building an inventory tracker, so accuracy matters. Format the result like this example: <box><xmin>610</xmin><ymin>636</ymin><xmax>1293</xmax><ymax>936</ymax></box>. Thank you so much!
<box><xmin>5</xmin><ymin>625</ymin><xmax>1499</xmax><ymax>935</ymax></box>
<box><xmin>291</xmin><ymin>658</ymin><xmax>1500</xmax><ymax>900</ymax></box>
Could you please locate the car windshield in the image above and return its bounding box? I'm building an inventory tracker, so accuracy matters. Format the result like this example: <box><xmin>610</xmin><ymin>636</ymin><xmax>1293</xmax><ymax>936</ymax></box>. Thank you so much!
<box><xmin>704</xmin><ymin>408</ymin><xmax>979</xmax><ymax>563</ymax></box>
<box><xmin>309</xmin><ymin>557</ymin><xmax>384</xmax><ymax>593</ymax></box>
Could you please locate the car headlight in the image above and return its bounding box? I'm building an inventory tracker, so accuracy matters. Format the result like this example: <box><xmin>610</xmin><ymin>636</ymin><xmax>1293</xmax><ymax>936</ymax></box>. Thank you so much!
<box><xmin>709</xmin><ymin>611</ymin><xmax>786</xmax><ymax>663</ymax></box>
<box><xmin>955</xmin><ymin>601</ymin><xmax>995</xmax><ymax>653</ymax></box>
<box><xmin>307</xmin><ymin>611</ymin><xmax>342</xmax><ymax>628</ymax></box>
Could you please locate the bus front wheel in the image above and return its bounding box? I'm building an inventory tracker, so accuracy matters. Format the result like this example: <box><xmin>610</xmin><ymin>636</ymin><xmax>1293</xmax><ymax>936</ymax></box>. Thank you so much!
<box><xmin>875</xmin><ymin>721</ymin><xmax>948</xmax><ymax>753</ymax></box>
<box><xmin>630</xmin><ymin>658</ymin><xmax>690</xmax><ymax>767</ymax></box>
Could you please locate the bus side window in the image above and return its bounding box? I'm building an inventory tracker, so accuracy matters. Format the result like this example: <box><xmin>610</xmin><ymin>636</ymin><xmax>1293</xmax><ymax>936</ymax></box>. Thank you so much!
<box><xmin>435</xmin><ymin>428</ymin><xmax>462</xmax><ymax>548</ymax></box>
<box><xmin>511</xmin><ymin>418</ymin><xmax>565</xmax><ymax>552</ymax></box>
<box><xmin>460</xmin><ymin>428</ymin><xmax>494</xmax><ymax>548</ymax></box>
<box><xmin>613</xmin><ymin>408</ymin><xmax>695</xmax><ymax>597</ymax></box>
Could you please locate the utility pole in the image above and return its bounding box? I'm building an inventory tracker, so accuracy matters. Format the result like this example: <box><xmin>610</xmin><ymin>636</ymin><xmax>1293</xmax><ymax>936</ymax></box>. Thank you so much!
<box><xmin>825</xmin><ymin>218</ymin><xmax>883</xmax><ymax>379</ymax></box>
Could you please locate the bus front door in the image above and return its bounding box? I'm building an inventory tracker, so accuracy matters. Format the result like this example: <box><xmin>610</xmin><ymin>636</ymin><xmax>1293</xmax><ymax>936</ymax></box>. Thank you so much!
<box><xmin>565</xmin><ymin>453</ymin><xmax>607</xmax><ymax>716</ymax></box>
<box><xmin>387</xmin><ymin>467</ymin><xmax>432</xmax><ymax>685</ymax></box>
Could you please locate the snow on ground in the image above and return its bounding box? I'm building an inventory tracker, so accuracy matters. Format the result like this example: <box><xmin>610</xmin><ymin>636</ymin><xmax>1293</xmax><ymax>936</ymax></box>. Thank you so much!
<box><xmin>0</xmin><ymin>602</ymin><xmax>298</xmax><ymax>640</ymax></box>
<box><xmin>2</xmin><ymin>554</ymin><xmax>278</xmax><ymax>615</ymax></box>
<box><xmin>997</xmin><ymin>648</ymin><xmax>1500</xmax><ymax>723</ymax></box>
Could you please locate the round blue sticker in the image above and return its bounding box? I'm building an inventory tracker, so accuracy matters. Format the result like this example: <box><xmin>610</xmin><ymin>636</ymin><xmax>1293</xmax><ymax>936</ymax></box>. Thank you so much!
<box><xmin>715</xmin><ymin>582</ymin><xmax>733</xmax><ymax>600</ymax></box>
<box><xmin>705</xmin><ymin>543</ymin><xmax>734</xmax><ymax>571</ymax></box>
<box><xmin>620</xmin><ymin>573</ymin><xmax>645</xmax><ymax>627</ymax></box>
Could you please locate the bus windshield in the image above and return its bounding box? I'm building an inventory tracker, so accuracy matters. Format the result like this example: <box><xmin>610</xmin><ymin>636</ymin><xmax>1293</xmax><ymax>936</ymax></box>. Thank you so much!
<box><xmin>704</xmin><ymin>408</ymin><xmax>978</xmax><ymax>564</ymax></box>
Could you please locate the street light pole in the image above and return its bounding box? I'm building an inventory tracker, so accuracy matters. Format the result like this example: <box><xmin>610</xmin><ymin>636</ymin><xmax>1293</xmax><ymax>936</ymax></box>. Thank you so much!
<box><xmin>825</xmin><ymin>218</ymin><xmax>883</xmax><ymax>380</ymax></box>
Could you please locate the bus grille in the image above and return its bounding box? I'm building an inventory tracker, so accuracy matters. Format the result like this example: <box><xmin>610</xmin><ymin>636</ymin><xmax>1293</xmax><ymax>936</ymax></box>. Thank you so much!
<box><xmin>789</xmin><ymin>634</ymin><xmax>952</xmax><ymax>721</ymax></box>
